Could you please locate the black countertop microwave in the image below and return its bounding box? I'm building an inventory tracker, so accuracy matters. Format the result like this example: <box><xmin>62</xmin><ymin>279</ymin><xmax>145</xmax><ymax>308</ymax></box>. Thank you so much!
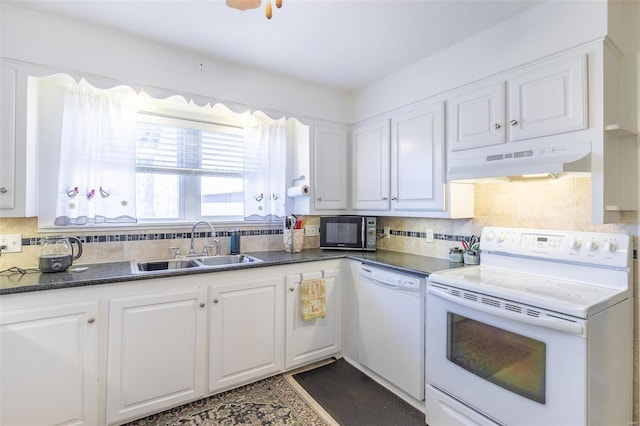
<box><xmin>320</xmin><ymin>216</ymin><xmax>377</xmax><ymax>251</ymax></box>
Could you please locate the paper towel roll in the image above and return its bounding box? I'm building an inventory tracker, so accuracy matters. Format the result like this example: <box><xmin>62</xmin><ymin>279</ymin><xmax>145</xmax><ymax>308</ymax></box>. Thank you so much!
<box><xmin>287</xmin><ymin>185</ymin><xmax>309</xmax><ymax>197</ymax></box>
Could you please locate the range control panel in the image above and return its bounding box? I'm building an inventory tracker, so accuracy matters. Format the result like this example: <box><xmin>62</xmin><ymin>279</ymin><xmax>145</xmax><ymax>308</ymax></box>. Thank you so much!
<box><xmin>481</xmin><ymin>226</ymin><xmax>631</xmax><ymax>268</ymax></box>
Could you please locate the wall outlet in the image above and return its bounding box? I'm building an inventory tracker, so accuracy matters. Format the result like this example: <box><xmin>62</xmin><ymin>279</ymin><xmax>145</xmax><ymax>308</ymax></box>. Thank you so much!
<box><xmin>383</xmin><ymin>226</ymin><xmax>391</xmax><ymax>239</ymax></box>
<box><xmin>304</xmin><ymin>224</ymin><xmax>320</xmax><ymax>237</ymax></box>
<box><xmin>0</xmin><ymin>234</ymin><xmax>22</xmax><ymax>253</ymax></box>
<box><xmin>425</xmin><ymin>228</ymin><xmax>434</xmax><ymax>243</ymax></box>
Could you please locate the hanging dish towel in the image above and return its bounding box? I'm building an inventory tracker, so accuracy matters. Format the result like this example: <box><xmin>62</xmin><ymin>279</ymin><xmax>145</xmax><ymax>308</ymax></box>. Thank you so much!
<box><xmin>300</xmin><ymin>278</ymin><xmax>326</xmax><ymax>321</ymax></box>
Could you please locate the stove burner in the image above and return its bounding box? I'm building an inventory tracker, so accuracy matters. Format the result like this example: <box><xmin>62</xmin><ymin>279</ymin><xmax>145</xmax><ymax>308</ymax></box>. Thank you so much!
<box><xmin>525</xmin><ymin>286</ymin><xmax>580</xmax><ymax>299</ymax></box>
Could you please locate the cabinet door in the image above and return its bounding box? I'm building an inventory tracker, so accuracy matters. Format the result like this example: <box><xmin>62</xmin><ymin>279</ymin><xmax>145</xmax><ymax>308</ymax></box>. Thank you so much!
<box><xmin>314</xmin><ymin>125</ymin><xmax>348</xmax><ymax>210</ymax></box>
<box><xmin>508</xmin><ymin>54</ymin><xmax>587</xmax><ymax>142</ymax></box>
<box><xmin>106</xmin><ymin>289</ymin><xmax>208</xmax><ymax>424</ymax></box>
<box><xmin>447</xmin><ymin>81</ymin><xmax>506</xmax><ymax>151</ymax></box>
<box><xmin>1</xmin><ymin>301</ymin><xmax>99</xmax><ymax>426</ymax></box>
<box><xmin>351</xmin><ymin>119</ymin><xmax>390</xmax><ymax>210</ymax></box>
<box><xmin>209</xmin><ymin>278</ymin><xmax>284</xmax><ymax>392</ymax></box>
<box><xmin>0</xmin><ymin>63</ymin><xmax>17</xmax><ymax>209</ymax></box>
<box><xmin>285</xmin><ymin>269</ymin><xmax>342</xmax><ymax>369</ymax></box>
<box><xmin>391</xmin><ymin>101</ymin><xmax>445</xmax><ymax>211</ymax></box>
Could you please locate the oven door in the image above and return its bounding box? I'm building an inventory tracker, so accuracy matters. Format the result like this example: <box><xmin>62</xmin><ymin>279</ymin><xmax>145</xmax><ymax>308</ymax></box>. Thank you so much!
<box><xmin>426</xmin><ymin>284</ymin><xmax>587</xmax><ymax>426</ymax></box>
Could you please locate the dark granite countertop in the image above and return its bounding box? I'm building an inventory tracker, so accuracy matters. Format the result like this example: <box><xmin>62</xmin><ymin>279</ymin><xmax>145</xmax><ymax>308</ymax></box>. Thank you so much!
<box><xmin>0</xmin><ymin>249</ymin><xmax>465</xmax><ymax>295</ymax></box>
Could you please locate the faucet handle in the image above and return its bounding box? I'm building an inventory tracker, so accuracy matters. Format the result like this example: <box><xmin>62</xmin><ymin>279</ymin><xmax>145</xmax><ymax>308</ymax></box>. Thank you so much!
<box><xmin>203</xmin><ymin>244</ymin><xmax>214</xmax><ymax>256</ymax></box>
<box><xmin>169</xmin><ymin>246</ymin><xmax>182</xmax><ymax>258</ymax></box>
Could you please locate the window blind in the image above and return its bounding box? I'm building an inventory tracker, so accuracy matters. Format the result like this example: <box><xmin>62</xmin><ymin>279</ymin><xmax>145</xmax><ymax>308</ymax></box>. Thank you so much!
<box><xmin>135</xmin><ymin>114</ymin><xmax>244</xmax><ymax>176</ymax></box>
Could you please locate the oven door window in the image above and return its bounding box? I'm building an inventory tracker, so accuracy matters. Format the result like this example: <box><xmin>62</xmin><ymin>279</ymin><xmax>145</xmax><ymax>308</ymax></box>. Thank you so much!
<box><xmin>447</xmin><ymin>313</ymin><xmax>546</xmax><ymax>404</ymax></box>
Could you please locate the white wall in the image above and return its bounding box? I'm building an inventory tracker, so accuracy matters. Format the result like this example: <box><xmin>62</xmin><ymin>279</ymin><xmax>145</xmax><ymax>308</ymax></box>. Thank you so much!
<box><xmin>349</xmin><ymin>0</ymin><xmax>608</xmax><ymax>123</ymax></box>
<box><xmin>0</xmin><ymin>4</ymin><xmax>350</xmax><ymax>125</ymax></box>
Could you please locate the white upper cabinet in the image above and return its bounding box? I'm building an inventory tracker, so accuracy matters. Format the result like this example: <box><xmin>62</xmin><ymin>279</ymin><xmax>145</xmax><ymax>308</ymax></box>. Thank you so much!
<box><xmin>0</xmin><ymin>63</ymin><xmax>17</xmax><ymax>210</ymax></box>
<box><xmin>447</xmin><ymin>53</ymin><xmax>588</xmax><ymax>153</ymax></box>
<box><xmin>351</xmin><ymin>119</ymin><xmax>391</xmax><ymax>211</ymax></box>
<box><xmin>508</xmin><ymin>54</ymin><xmax>588</xmax><ymax>142</ymax></box>
<box><xmin>391</xmin><ymin>102</ymin><xmax>445</xmax><ymax>210</ymax></box>
<box><xmin>352</xmin><ymin>101</ymin><xmax>474</xmax><ymax>218</ymax></box>
<box><xmin>314</xmin><ymin>125</ymin><xmax>348</xmax><ymax>210</ymax></box>
<box><xmin>447</xmin><ymin>81</ymin><xmax>506</xmax><ymax>151</ymax></box>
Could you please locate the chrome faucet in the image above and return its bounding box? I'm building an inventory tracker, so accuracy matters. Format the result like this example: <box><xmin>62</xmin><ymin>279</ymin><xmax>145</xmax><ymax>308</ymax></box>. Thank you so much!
<box><xmin>189</xmin><ymin>221</ymin><xmax>219</xmax><ymax>256</ymax></box>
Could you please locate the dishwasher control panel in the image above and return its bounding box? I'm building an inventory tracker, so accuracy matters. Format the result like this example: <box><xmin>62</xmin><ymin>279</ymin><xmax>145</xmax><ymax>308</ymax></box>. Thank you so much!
<box><xmin>359</xmin><ymin>263</ymin><xmax>425</xmax><ymax>291</ymax></box>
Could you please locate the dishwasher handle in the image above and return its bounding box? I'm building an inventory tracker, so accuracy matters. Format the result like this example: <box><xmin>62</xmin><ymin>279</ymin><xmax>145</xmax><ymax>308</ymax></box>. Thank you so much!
<box><xmin>360</xmin><ymin>275</ymin><xmax>402</xmax><ymax>290</ymax></box>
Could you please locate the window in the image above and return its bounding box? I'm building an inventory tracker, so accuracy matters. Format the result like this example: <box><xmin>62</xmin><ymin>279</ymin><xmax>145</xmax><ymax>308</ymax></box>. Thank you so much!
<box><xmin>135</xmin><ymin>113</ymin><xmax>245</xmax><ymax>222</ymax></box>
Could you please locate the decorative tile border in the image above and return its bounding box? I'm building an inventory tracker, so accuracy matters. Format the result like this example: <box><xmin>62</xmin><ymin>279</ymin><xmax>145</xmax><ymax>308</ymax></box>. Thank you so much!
<box><xmin>386</xmin><ymin>229</ymin><xmax>470</xmax><ymax>243</ymax></box>
<box><xmin>22</xmin><ymin>228</ymin><xmax>283</xmax><ymax>247</ymax></box>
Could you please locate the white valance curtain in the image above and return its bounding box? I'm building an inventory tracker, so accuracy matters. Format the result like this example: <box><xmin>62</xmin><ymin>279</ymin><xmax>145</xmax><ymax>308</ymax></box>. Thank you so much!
<box><xmin>243</xmin><ymin>111</ymin><xmax>287</xmax><ymax>221</ymax></box>
<box><xmin>54</xmin><ymin>81</ymin><xmax>138</xmax><ymax>225</ymax></box>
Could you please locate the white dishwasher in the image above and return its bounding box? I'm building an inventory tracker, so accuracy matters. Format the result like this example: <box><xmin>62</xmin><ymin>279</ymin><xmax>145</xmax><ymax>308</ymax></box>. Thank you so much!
<box><xmin>357</xmin><ymin>262</ymin><xmax>425</xmax><ymax>400</ymax></box>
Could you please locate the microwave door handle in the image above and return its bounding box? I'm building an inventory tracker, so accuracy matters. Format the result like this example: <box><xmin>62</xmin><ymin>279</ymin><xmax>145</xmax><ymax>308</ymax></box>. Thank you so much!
<box><xmin>428</xmin><ymin>286</ymin><xmax>586</xmax><ymax>336</ymax></box>
<box><xmin>361</xmin><ymin>219</ymin><xmax>366</xmax><ymax>247</ymax></box>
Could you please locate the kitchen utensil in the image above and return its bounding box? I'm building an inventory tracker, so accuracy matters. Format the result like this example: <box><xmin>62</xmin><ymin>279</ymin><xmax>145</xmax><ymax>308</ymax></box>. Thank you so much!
<box><xmin>39</xmin><ymin>236</ymin><xmax>83</xmax><ymax>273</ymax></box>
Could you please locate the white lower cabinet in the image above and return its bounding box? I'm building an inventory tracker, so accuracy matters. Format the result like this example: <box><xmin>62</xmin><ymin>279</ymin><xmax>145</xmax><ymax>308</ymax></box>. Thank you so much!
<box><xmin>209</xmin><ymin>277</ymin><xmax>284</xmax><ymax>392</ymax></box>
<box><xmin>0</xmin><ymin>300</ymin><xmax>100</xmax><ymax>426</ymax></box>
<box><xmin>106</xmin><ymin>288</ymin><xmax>208</xmax><ymax>425</ymax></box>
<box><xmin>285</xmin><ymin>269</ymin><xmax>342</xmax><ymax>369</ymax></box>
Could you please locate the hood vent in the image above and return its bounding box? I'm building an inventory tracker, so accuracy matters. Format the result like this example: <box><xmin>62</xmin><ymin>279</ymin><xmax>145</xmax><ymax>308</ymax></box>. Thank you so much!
<box><xmin>447</xmin><ymin>139</ymin><xmax>591</xmax><ymax>181</ymax></box>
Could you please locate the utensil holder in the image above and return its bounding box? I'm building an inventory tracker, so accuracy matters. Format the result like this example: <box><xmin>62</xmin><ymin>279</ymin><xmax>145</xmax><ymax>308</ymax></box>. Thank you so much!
<box><xmin>463</xmin><ymin>252</ymin><xmax>480</xmax><ymax>265</ymax></box>
<box><xmin>284</xmin><ymin>229</ymin><xmax>304</xmax><ymax>253</ymax></box>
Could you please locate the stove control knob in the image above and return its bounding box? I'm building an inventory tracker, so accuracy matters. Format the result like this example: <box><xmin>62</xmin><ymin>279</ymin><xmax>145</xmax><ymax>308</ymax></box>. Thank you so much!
<box><xmin>498</xmin><ymin>233</ymin><xmax>506</xmax><ymax>243</ymax></box>
<box><xmin>568</xmin><ymin>237</ymin><xmax>581</xmax><ymax>250</ymax></box>
<box><xmin>486</xmin><ymin>231</ymin><xmax>495</xmax><ymax>241</ymax></box>
<box><xmin>604</xmin><ymin>241</ymin><xmax>617</xmax><ymax>253</ymax></box>
<box><xmin>587</xmin><ymin>240</ymin><xmax>599</xmax><ymax>251</ymax></box>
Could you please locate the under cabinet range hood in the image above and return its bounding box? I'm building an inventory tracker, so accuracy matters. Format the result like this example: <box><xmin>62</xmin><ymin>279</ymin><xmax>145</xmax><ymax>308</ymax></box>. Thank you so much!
<box><xmin>447</xmin><ymin>138</ymin><xmax>591</xmax><ymax>181</ymax></box>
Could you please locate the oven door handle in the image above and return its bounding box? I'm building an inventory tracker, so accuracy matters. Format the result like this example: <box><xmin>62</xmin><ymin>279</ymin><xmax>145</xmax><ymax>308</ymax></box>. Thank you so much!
<box><xmin>428</xmin><ymin>287</ymin><xmax>586</xmax><ymax>336</ymax></box>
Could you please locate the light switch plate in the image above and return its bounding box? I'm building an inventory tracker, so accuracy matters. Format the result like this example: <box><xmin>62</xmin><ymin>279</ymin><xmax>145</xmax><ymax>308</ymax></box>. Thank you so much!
<box><xmin>304</xmin><ymin>224</ymin><xmax>320</xmax><ymax>237</ymax></box>
<box><xmin>0</xmin><ymin>234</ymin><xmax>22</xmax><ymax>253</ymax></box>
<box><xmin>425</xmin><ymin>228</ymin><xmax>434</xmax><ymax>243</ymax></box>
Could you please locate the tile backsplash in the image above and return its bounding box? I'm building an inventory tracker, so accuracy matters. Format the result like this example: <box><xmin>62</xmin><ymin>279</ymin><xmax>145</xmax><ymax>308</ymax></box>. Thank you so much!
<box><xmin>1</xmin><ymin>176</ymin><xmax>637</xmax><ymax>270</ymax></box>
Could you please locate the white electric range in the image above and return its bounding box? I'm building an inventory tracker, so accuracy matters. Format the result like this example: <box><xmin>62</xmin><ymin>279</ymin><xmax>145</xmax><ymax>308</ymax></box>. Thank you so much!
<box><xmin>425</xmin><ymin>226</ymin><xmax>633</xmax><ymax>426</ymax></box>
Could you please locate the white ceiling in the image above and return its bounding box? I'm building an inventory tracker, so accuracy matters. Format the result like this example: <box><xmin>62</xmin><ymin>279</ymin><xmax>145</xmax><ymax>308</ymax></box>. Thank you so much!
<box><xmin>5</xmin><ymin>0</ymin><xmax>542</xmax><ymax>91</ymax></box>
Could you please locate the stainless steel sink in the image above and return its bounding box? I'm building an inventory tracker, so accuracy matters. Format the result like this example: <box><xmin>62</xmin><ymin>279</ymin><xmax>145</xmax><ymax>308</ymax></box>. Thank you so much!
<box><xmin>193</xmin><ymin>254</ymin><xmax>262</xmax><ymax>268</ymax></box>
<box><xmin>133</xmin><ymin>259</ymin><xmax>201</xmax><ymax>273</ymax></box>
<box><xmin>131</xmin><ymin>254</ymin><xmax>262</xmax><ymax>274</ymax></box>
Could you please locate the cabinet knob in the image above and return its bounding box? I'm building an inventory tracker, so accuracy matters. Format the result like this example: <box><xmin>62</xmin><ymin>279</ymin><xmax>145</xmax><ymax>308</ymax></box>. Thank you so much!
<box><xmin>391</xmin><ymin>196</ymin><xmax>398</xmax><ymax>201</ymax></box>
<box><xmin>200</xmin><ymin>302</ymin><xmax>206</xmax><ymax>308</ymax></box>
<box><xmin>510</xmin><ymin>119</ymin><xmax>518</xmax><ymax>126</ymax></box>
<box><xmin>0</xmin><ymin>187</ymin><xmax>6</xmax><ymax>194</ymax></box>
<box><xmin>317</xmin><ymin>197</ymin><xmax>322</xmax><ymax>201</ymax></box>
<box><xmin>289</xmin><ymin>287</ymin><xmax>295</xmax><ymax>292</ymax></box>
<box><xmin>382</xmin><ymin>196</ymin><xmax>388</xmax><ymax>201</ymax></box>
<box><xmin>213</xmin><ymin>298</ymin><xmax>219</xmax><ymax>304</ymax></box>
<box><xmin>494</xmin><ymin>123</ymin><xmax>501</xmax><ymax>129</ymax></box>
<box><xmin>87</xmin><ymin>318</ymin><xmax>95</xmax><ymax>324</ymax></box>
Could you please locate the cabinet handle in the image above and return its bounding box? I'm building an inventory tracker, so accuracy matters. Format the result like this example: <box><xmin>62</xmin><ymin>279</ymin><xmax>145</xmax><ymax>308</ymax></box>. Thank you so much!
<box><xmin>87</xmin><ymin>318</ymin><xmax>95</xmax><ymax>324</ymax></box>
<box><xmin>0</xmin><ymin>187</ymin><xmax>7</xmax><ymax>194</ymax></box>
<box><xmin>382</xmin><ymin>196</ymin><xmax>388</xmax><ymax>201</ymax></box>
<box><xmin>289</xmin><ymin>287</ymin><xmax>295</xmax><ymax>292</ymax></box>
<box><xmin>213</xmin><ymin>298</ymin><xmax>219</xmax><ymax>304</ymax></box>
<box><xmin>200</xmin><ymin>303</ymin><xmax>206</xmax><ymax>308</ymax></box>
<box><xmin>510</xmin><ymin>119</ymin><xmax>518</xmax><ymax>126</ymax></box>
<box><xmin>317</xmin><ymin>197</ymin><xmax>322</xmax><ymax>201</ymax></box>
<box><xmin>494</xmin><ymin>123</ymin><xmax>501</xmax><ymax>129</ymax></box>
<box><xmin>391</xmin><ymin>196</ymin><xmax>397</xmax><ymax>201</ymax></box>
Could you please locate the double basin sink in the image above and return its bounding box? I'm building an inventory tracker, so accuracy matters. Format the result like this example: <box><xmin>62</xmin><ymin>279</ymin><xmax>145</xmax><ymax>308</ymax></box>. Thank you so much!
<box><xmin>132</xmin><ymin>254</ymin><xmax>262</xmax><ymax>274</ymax></box>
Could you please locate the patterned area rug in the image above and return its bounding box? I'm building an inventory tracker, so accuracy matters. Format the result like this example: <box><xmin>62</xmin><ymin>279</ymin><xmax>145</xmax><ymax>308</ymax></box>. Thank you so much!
<box><xmin>126</xmin><ymin>361</ymin><xmax>338</xmax><ymax>426</ymax></box>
